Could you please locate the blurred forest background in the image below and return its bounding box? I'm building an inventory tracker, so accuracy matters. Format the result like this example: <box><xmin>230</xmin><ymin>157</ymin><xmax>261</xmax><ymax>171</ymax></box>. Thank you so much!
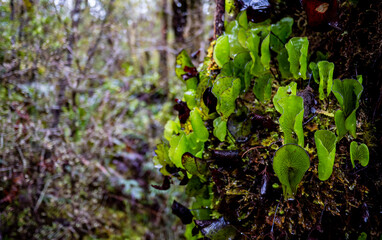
<box><xmin>0</xmin><ymin>0</ymin><xmax>215</xmax><ymax>239</ymax></box>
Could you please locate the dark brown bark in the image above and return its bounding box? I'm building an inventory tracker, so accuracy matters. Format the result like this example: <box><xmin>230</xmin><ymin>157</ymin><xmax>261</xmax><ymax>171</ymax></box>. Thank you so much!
<box><xmin>214</xmin><ymin>0</ymin><xmax>225</xmax><ymax>39</ymax></box>
<box><xmin>172</xmin><ymin>0</ymin><xmax>188</xmax><ymax>44</ymax></box>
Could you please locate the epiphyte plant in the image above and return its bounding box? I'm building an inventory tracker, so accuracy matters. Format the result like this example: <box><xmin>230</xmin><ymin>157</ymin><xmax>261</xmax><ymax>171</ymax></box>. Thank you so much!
<box><xmin>272</xmin><ymin>144</ymin><xmax>310</xmax><ymax>199</ymax></box>
<box><xmin>332</xmin><ymin>78</ymin><xmax>363</xmax><ymax>139</ymax></box>
<box><xmin>314</xmin><ymin>130</ymin><xmax>337</xmax><ymax>181</ymax></box>
<box><xmin>350</xmin><ymin>141</ymin><xmax>369</xmax><ymax>168</ymax></box>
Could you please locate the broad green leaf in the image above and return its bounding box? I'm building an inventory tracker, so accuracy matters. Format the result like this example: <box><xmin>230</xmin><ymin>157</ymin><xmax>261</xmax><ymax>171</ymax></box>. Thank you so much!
<box><xmin>357</xmin><ymin>75</ymin><xmax>363</xmax><ymax>85</ymax></box>
<box><xmin>253</xmin><ymin>73</ymin><xmax>272</xmax><ymax>103</ymax></box>
<box><xmin>314</xmin><ymin>130</ymin><xmax>337</xmax><ymax>181</ymax></box>
<box><xmin>233</xmin><ymin>52</ymin><xmax>251</xmax><ymax>92</ymax></box>
<box><xmin>334</xmin><ymin>110</ymin><xmax>347</xmax><ymax>140</ymax></box>
<box><xmin>345</xmin><ymin>110</ymin><xmax>357</xmax><ymax>138</ymax></box>
<box><xmin>277</xmin><ymin>48</ymin><xmax>293</xmax><ymax>79</ymax></box>
<box><xmin>213</xmin><ymin>35</ymin><xmax>230</xmax><ymax>67</ymax></box>
<box><xmin>168</xmin><ymin>132</ymin><xmax>189</xmax><ymax>168</ymax></box>
<box><xmin>189</xmin><ymin>109</ymin><xmax>209</xmax><ymax>142</ymax></box>
<box><xmin>273</xmin><ymin>144</ymin><xmax>310</xmax><ymax>199</ymax></box>
<box><xmin>332</xmin><ymin>79</ymin><xmax>363</xmax><ymax>138</ymax></box>
<box><xmin>225</xmin><ymin>0</ymin><xmax>236</xmax><ymax>16</ymax></box>
<box><xmin>246</xmin><ymin>33</ymin><xmax>264</xmax><ymax>76</ymax></box>
<box><xmin>317</xmin><ymin>61</ymin><xmax>334</xmax><ymax>100</ymax></box>
<box><xmin>350</xmin><ymin>141</ymin><xmax>369</xmax><ymax>168</ymax></box>
<box><xmin>212</xmin><ymin>76</ymin><xmax>241</xmax><ymax>120</ymax></box>
<box><xmin>192</xmin><ymin>208</ymin><xmax>213</xmax><ymax>221</ymax></box>
<box><xmin>273</xmin><ymin>81</ymin><xmax>297</xmax><ymax>113</ymax></box>
<box><xmin>164</xmin><ymin>119</ymin><xmax>181</xmax><ymax>141</ymax></box>
<box><xmin>184</xmin><ymin>90</ymin><xmax>197</xmax><ymax>109</ymax></box>
<box><xmin>260</xmin><ymin>34</ymin><xmax>271</xmax><ymax>69</ymax></box>
<box><xmin>213</xmin><ymin>117</ymin><xmax>227</xmax><ymax>141</ymax></box>
<box><xmin>309</xmin><ymin>62</ymin><xmax>319</xmax><ymax>84</ymax></box>
<box><xmin>278</xmin><ymin>95</ymin><xmax>304</xmax><ymax>146</ymax></box>
<box><xmin>270</xmin><ymin>17</ymin><xmax>293</xmax><ymax>53</ymax></box>
<box><xmin>237</xmin><ymin>10</ymin><xmax>248</xmax><ymax>29</ymax></box>
<box><xmin>244</xmin><ymin>61</ymin><xmax>253</xmax><ymax>92</ymax></box>
<box><xmin>153</xmin><ymin>142</ymin><xmax>172</xmax><ymax>176</ymax></box>
<box><xmin>186</xmin><ymin>132</ymin><xmax>205</xmax><ymax>157</ymax></box>
<box><xmin>225</xmin><ymin>20</ymin><xmax>246</xmax><ymax>57</ymax></box>
<box><xmin>238</xmin><ymin>28</ymin><xmax>247</xmax><ymax>48</ymax></box>
<box><xmin>332</xmin><ymin>79</ymin><xmax>363</xmax><ymax>117</ymax></box>
<box><xmin>285</xmin><ymin>37</ymin><xmax>309</xmax><ymax>79</ymax></box>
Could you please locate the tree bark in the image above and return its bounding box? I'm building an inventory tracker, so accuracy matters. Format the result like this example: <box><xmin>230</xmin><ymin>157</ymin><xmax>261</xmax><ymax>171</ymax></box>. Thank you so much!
<box><xmin>159</xmin><ymin>0</ymin><xmax>169</xmax><ymax>96</ymax></box>
<box><xmin>214</xmin><ymin>0</ymin><xmax>225</xmax><ymax>39</ymax></box>
<box><xmin>172</xmin><ymin>0</ymin><xmax>188</xmax><ymax>47</ymax></box>
<box><xmin>52</xmin><ymin>0</ymin><xmax>82</xmax><ymax>128</ymax></box>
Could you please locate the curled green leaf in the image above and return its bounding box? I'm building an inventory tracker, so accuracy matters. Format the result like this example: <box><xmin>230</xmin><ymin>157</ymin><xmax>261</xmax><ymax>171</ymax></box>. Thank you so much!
<box><xmin>212</xmin><ymin>76</ymin><xmax>241</xmax><ymax>120</ymax></box>
<box><xmin>273</xmin><ymin>144</ymin><xmax>310</xmax><ymax>199</ymax></box>
<box><xmin>213</xmin><ymin>35</ymin><xmax>230</xmax><ymax>68</ymax></box>
<box><xmin>314</xmin><ymin>130</ymin><xmax>337</xmax><ymax>181</ymax></box>
<box><xmin>278</xmin><ymin>95</ymin><xmax>305</xmax><ymax>147</ymax></box>
<box><xmin>273</xmin><ymin>81</ymin><xmax>297</xmax><ymax>113</ymax></box>
<box><xmin>285</xmin><ymin>37</ymin><xmax>309</xmax><ymax>79</ymax></box>
<box><xmin>213</xmin><ymin>116</ymin><xmax>227</xmax><ymax>142</ymax></box>
<box><xmin>317</xmin><ymin>61</ymin><xmax>334</xmax><ymax>100</ymax></box>
<box><xmin>332</xmin><ymin>79</ymin><xmax>363</xmax><ymax>138</ymax></box>
<box><xmin>270</xmin><ymin>17</ymin><xmax>293</xmax><ymax>53</ymax></box>
<box><xmin>350</xmin><ymin>141</ymin><xmax>369</xmax><ymax>168</ymax></box>
<box><xmin>253</xmin><ymin>73</ymin><xmax>272</xmax><ymax>103</ymax></box>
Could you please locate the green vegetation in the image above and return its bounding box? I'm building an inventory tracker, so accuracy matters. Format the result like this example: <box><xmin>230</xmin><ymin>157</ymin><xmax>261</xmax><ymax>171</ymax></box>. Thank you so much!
<box><xmin>153</xmin><ymin>8</ymin><xmax>376</xmax><ymax>238</ymax></box>
<box><xmin>272</xmin><ymin>144</ymin><xmax>310</xmax><ymax>199</ymax></box>
<box><xmin>315</xmin><ymin>130</ymin><xmax>337</xmax><ymax>181</ymax></box>
<box><xmin>350</xmin><ymin>141</ymin><xmax>370</xmax><ymax>168</ymax></box>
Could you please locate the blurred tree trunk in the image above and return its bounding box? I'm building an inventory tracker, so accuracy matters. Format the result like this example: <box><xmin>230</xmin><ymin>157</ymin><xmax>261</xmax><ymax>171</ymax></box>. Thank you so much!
<box><xmin>172</xmin><ymin>0</ymin><xmax>188</xmax><ymax>50</ymax></box>
<box><xmin>214</xmin><ymin>0</ymin><xmax>225</xmax><ymax>38</ymax></box>
<box><xmin>187</xmin><ymin>0</ymin><xmax>204</xmax><ymax>62</ymax></box>
<box><xmin>159</xmin><ymin>0</ymin><xmax>169</xmax><ymax>96</ymax></box>
<box><xmin>52</xmin><ymin>0</ymin><xmax>82</xmax><ymax>128</ymax></box>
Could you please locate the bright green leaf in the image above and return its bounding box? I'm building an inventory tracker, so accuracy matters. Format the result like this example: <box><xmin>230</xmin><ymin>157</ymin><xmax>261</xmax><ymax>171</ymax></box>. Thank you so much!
<box><xmin>278</xmin><ymin>95</ymin><xmax>305</xmax><ymax>147</ymax></box>
<box><xmin>261</xmin><ymin>34</ymin><xmax>271</xmax><ymax>69</ymax></box>
<box><xmin>168</xmin><ymin>132</ymin><xmax>189</xmax><ymax>169</ymax></box>
<box><xmin>332</xmin><ymin>79</ymin><xmax>363</xmax><ymax>138</ymax></box>
<box><xmin>277</xmin><ymin>48</ymin><xmax>293</xmax><ymax>79</ymax></box>
<box><xmin>253</xmin><ymin>73</ymin><xmax>272</xmax><ymax>103</ymax></box>
<box><xmin>184</xmin><ymin>90</ymin><xmax>197</xmax><ymax>109</ymax></box>
<box><xmin>212</xmin><ymin>76</ymin><xmax>241</xmax><ymax>120</ymax></box>
<box><xmin>213</xmin><ymin>35</ymin><xmax>230</xmax><ymax>67</ymax></box>
<box><xmin>273</xmin><ymin>144</ymin><xmax>310</xmax><ymax>199</ymax></box>
<box><xmin>189</xmin><ymin>109</ymin><xmax>209</xmax><ymax>142</ymax></box>
<box><xmin>309</xmin><ymin>62</ymin><xmax>319</xmax><ymax>84</ymax></box>
<box><xmin>285</xmin><ymin>37</ymin><xmax>309</xmax><ymax>79</ymax></box>
<box><xmin>213</xmin><ymin>117</ymin><xmax>227</xmax><ymax>141</ymax></box>
<box><xmin>238</xmin><ymin>10</ymin><xmax>248</xmax><ymax>29</ymax></box>
<box><xmin>350</xmin><ymin>141</ymin><xmax>369</xmax><ymax>168</ymax></box>
<box><xmin>270</xmin><ymin>17</ymin><xmax>293</xmax><ymax>53</ymax></box>
<box><xmin>317</xmin><ymin>61</ymin><xmax>334</xmax><ymax>100</ymax></box>
<box><xmin>273</xmin><ymin>81</ymin><xmax>297</xmax><ymax>113</ymax></box>
<box><xmin>314</xmin><ymin>130</ymin><xmax>337</xmax><ymax>181</ymax></box>
<box><xmin>334</xmin><ymin>110</ymin><xmax>347</xmax><ymax>140</ymax></box>
<box><xmin>153</xmin><ymin>142</ymin><xmax>172</xmax><ymax>176</ymax></box>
